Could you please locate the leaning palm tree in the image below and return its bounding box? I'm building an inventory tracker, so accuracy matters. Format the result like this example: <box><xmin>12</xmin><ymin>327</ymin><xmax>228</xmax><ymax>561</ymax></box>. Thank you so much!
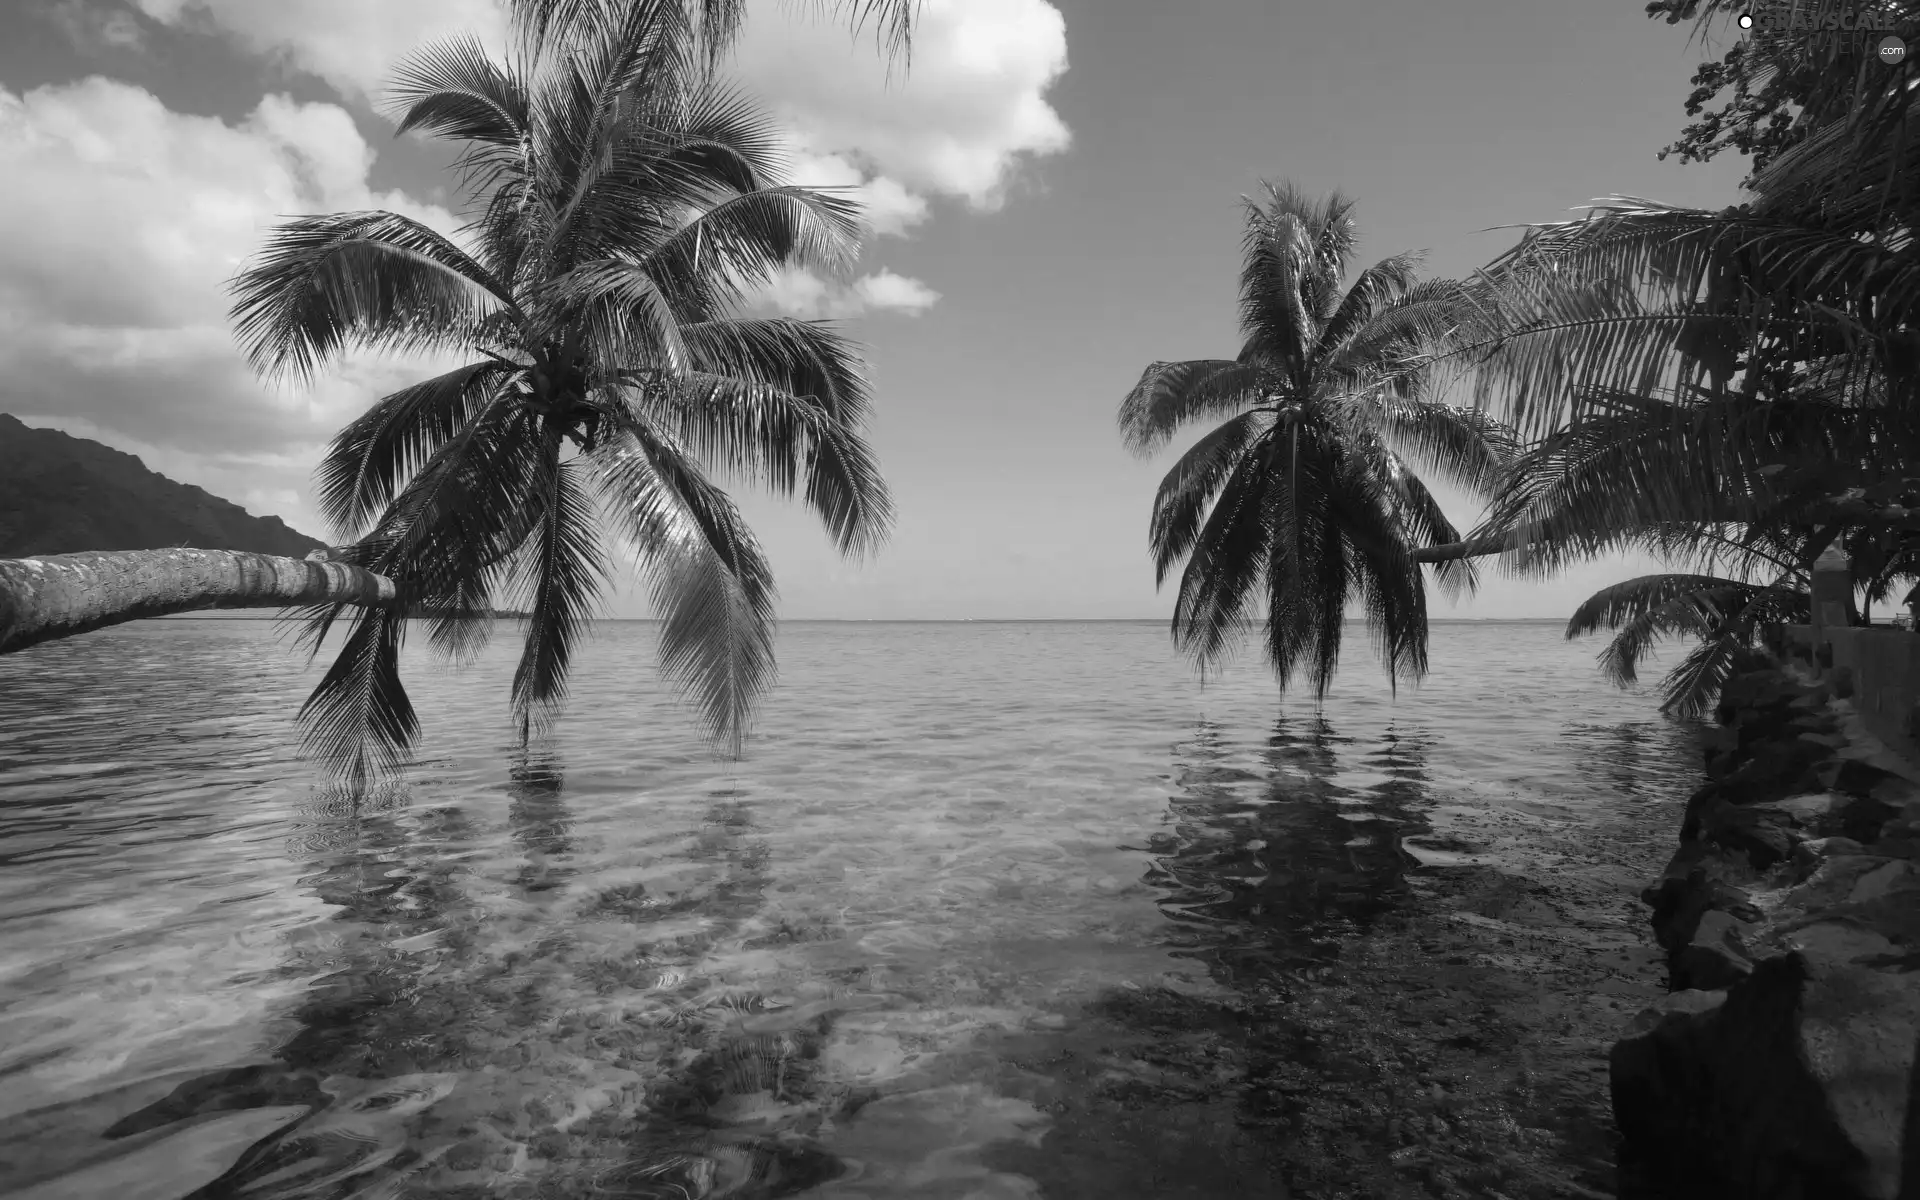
<box><xmin>229</xmin><ymin>0</ymin><xmax>899</xmax><ymax>781</ymax></box>
<box><xmin>1118</xmin><ymin>184</ymin><xmax>1516</xmax><ymax>699</ymax></box>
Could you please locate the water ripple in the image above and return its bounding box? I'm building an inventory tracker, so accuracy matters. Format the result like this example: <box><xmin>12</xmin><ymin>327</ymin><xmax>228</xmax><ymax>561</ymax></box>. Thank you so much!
<box><xmin>0</xmin><ymin>619</ymin><xmax>1698</xmax><ymax>1196</ymax></box>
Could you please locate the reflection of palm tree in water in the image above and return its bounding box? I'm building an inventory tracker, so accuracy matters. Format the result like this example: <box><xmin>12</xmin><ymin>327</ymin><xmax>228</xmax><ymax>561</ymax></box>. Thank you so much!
<box><xmin>507</xmin><ymin>752</ymin><xmax>572</xmax><ymax>894</ymax></box>
<box><xmin>282</xmin><ymin>788</ymin><xmax>481</xmax><ymax>1076</ymax></box>
<box><xmin>93</xmin><ymin>793</ymin><xmax>493</xmax><ymax>1200</ymax></box>
<box><xmin>148</xmin><ymin>771</ymin><xmax>856</xmax><ymax>1198</ymax></box>
<box><xmin>1148</xmin><ymin>713</ymin><xmax>1434</xmax><ymax>979</ymax></box>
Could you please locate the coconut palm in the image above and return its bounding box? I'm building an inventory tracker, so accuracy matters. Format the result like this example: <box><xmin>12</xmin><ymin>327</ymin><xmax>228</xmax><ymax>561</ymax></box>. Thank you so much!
<box><xmin>1118</xmin><ymin>184</ymin><xmax>1517</xmax><ymax>699</ymax></box>
<box><xmin>1412</xmin><ymin>69</ymin><xmax>1920</xmax><ymax>711</ymax></box>
<box><xmin>229</xmin><ymin>0</ymin><xmax>902</xmax><ymax>781</ymax></box>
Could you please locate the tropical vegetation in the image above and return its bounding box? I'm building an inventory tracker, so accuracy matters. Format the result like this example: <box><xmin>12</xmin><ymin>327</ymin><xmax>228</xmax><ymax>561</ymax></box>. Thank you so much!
<box><xmin>228</xmin><ymin>0</ymin><xmax>917</xmax><ymax>782</ymax></box>
<box><xmin>1117</xmin><ymin>184</ymin><xmax>1517</xmax><ymax>699</ymax></box>
<box><xmin>1408</xmin><ymin>0</ymin><xmax>1920</xmax><ymax>715</ymax></box>
<box><xmin>1121</xmin><ymin>2</ymin><xmax>1920</xmax><ymax>718</ymax></box>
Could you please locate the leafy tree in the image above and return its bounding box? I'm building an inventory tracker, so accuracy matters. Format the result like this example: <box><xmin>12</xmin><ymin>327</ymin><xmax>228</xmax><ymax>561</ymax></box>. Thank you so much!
<box><xmin>1416</xmin><ymin>50</ymin><xmax>1920</xmax><ymax>710</ymax></box>
<box><xmin>1647</xmin><ymin>0</ymin><xmax>1917</xmax><ymax>175</ymax></box>
<box><xmin>1118</xmin><ymin>184</ymin><xmax>1516</xmax><ymax>699</ymax></box>
<box><xmin>230</xmin><ymin>0</ymin><xmax>915</xmax><ymax>781</ymax></box>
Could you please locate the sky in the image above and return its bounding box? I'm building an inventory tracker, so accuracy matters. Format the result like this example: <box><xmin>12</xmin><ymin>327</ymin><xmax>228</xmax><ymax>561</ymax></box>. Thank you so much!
<box><xmin>0</xmin><ymin>0</ymin><xmax>1755</xmax><ymax>620</ymax></box>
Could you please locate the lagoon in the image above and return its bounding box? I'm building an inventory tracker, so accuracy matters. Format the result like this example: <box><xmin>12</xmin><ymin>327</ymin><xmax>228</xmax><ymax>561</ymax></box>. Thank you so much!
<box><xmin>0</xmin><ymin>619</ymin><xmax>1696</xmax><ymax>1198</ymax></box>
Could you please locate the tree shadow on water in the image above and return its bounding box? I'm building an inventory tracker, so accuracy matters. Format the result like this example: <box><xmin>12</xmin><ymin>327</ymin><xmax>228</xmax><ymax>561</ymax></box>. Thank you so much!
<box><xmin>1146</xmin><ymin>712</ymin><xmax>1435</xmax><ymax>980</ymax></box>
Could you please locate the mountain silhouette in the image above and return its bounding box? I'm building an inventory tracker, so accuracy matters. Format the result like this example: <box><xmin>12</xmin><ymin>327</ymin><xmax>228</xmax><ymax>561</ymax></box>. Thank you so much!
<box><xmin>0</xmin><ymin>413</ymin><xmax>328</xmax><ymax>559</ymax></box>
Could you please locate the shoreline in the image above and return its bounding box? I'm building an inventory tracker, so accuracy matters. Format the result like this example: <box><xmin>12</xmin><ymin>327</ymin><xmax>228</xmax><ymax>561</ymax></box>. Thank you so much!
<box><xmin>1610</xmin><ymin>650</ymin><xmax>1920</xmax><ymax>1197</ymax></box>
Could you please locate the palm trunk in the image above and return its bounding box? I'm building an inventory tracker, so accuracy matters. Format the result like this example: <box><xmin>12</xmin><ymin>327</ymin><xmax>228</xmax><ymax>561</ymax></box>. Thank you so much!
<box><xmin>0</xmin><ymin>549</ymin><xmax>398</xmax><ymax>656</ymax></box>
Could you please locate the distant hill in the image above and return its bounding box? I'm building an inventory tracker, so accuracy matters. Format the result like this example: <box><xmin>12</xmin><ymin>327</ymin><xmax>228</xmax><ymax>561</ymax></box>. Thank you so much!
<box><xmin>0</xmin><ymin>413</ymin><xmax>329</xmax><ymax>559</ymax></box>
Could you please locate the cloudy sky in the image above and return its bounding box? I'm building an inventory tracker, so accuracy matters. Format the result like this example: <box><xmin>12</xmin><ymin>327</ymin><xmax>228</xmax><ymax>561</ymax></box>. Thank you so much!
<box><xmin>0</xmin><ymin>0</ymin><xmax>1751</xmax><ymax>619</ymax></box>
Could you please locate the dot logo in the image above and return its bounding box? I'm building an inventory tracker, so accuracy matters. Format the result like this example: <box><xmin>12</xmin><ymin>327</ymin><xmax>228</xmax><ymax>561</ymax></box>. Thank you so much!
<box><xmin>1882</xmin><ymin>34</ymin><xmax>1909</xmax><ymax>63</ymax></box>
<box><xmin>1738</xmin><ymin>11</ymin><xmax>1755</xmax><ymax>27</ymax></box>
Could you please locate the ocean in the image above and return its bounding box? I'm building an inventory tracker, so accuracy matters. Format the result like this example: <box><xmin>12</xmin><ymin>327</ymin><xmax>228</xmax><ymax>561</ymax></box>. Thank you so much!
<box><xmin>0</xmin><ymin>619</ymin><xmax>1700</xmax><ymax>1198</ymax></box>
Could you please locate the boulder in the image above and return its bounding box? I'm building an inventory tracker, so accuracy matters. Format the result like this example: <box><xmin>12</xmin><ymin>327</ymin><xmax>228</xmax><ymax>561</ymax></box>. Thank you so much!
<box><xmin>1698</xmin><ymin>800</ymin><xmax>1802</xmax><ymax>869</ymax></box>
<box><xmin>1614</xmin><ymin>657</ymin><xmax>1920</xmax><ymax>1198</ymax></box>
<box><xmin>1674</xmin><ymin>909</ymin><xmax>1758</xmax><ymax>991</ymax></box>
<box><xmin>1611</xmin><ymin>948</ymin><xmax>1920</xmax><ymax>1199</ymax></box>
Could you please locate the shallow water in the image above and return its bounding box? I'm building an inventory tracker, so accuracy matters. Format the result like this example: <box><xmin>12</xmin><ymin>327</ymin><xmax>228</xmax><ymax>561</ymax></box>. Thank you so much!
<box><xmin>0</xmin><ymin>619</ymin><xmax>1698</xmax><ymax>1198</ymax></box>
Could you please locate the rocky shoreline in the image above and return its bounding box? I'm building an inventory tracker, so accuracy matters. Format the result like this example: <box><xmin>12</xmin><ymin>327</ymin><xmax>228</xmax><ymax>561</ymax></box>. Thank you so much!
<box><xmin>1609</xmin><ymin>649</ymin><xmax>1920</xmax><ymax>1198</ymax></box>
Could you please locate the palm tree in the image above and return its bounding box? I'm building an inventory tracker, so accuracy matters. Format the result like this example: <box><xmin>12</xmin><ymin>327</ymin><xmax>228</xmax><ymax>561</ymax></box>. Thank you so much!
<box><xmin>1409</xmin><ymin>60</ymin><xmax>1920</xmax><ymax>712</ymax></box>
<box><xmin>229</xmin><ymin>0</ymin><xmax>905</xmax><ymax>781</ymax></box>
<box><xmin>1117</xmin><ymin>184</ymin><xmax>1516</xmax><ymax>699</ymax></box>
<box><xmin>0</xmin><ymin>548</ymin><xmax>395</xmax><ymax>656</ymax></box>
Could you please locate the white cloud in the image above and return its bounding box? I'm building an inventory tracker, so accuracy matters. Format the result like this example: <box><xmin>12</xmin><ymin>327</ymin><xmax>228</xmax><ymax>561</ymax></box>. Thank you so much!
<box><xmin>782</xmin><ymin>146</ymin><xmax>931</xmax><ymax>237</ymax></box>
<box><xmin>733</xmin><ymin>0</ymin><xmax>1071</xmax><ymax>211</ymax></box>
<box><xmin>854</xmin><ymin>270</ymin><xmax>941</xmax><ymax>313</ymax></box>
<box><xmin>758</xmin><ymin>267</ymin><xmax>941</xmax><ymax>319</ymax></box>
<box><xmin>127</xmin><ymin>0</ymin><xmax>1070</xmax><ymax>232</ymax></box>
<box><xmin>130</xmin><ymin>0</ymin><xmax>506</xmax><ymax>103</ymax></box>
<box><xmin>0</xmin><ymin>77</ymin><xmax>461</xmax><ymax>535</ymax></box>
<box><xmin>0</xmin><ymin>0</ymin><xmax>1069</xmax><ymax>534</ymax></box>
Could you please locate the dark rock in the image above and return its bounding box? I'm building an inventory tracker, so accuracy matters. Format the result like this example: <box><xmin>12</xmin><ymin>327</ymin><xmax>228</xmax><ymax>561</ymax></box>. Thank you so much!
<box><xmin>1837</xmin><ymin>795</ymin><xmax>1906</xmax><ymax>844</ymax></box>
<box><xmin>1674</xmin><ymin>910</ymin><xmax>1757</xmax><ymax>991</ymax></box>
<box><xmin>1792</xmin><ymin>837</ymin><xmax>1868</xmax><ymax>878</ymax></box>
<box><xmin>1611</xmin><ymin>949</ymin><xmax>1919</xmax><ymax>1199</ymax></box>
<box><xmin>1790</xmin><ymin>687</ymin><xmax>1834</xmax><ymax>711</ymax></box>
<box><xmin>1643</xmin><ymin>849</ymin><xmax>1752</xmax><ymax>952</ymax></box>
<box><xmin>1699</xmin><ymin>801</ymin><xmax>1800</xmax><ymax>869</ymax></box>
<box><xmin>1618</xmin><ymin>657</ymin><xmax>1920</xmax><ymax>1198</ymax></box>
<box><xmin>1821</xmin><ymin>760</ymin><xmax>1907</xmax><ymax>801</ymax></box>
<box><xmin>1719</xmin><ymin>739</ymin><xmax>1829</xmax><ymax>802</ymax></box>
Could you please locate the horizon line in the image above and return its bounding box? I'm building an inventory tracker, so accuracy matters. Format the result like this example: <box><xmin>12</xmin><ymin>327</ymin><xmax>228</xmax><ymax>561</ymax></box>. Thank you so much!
<box><xmin>156</xmin><ymin>614</ymin><xmax>1576</xmax><ymax>624</ymax></box>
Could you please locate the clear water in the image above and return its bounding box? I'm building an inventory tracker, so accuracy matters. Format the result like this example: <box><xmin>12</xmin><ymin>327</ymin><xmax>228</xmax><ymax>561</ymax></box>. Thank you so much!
<box><xmin>0</xmin><ymin>619</ymin><xmax>1697</xmax><ymax>1199</ymax></box>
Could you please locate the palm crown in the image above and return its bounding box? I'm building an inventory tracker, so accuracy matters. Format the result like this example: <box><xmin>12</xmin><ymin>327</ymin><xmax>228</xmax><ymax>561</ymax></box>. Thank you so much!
<box><xmin>229</xmin><ymin>0</ymin><xmax>900</xmax><ymax>781</ymax></box>
<box><xmin>1118</xmin><ymin>184</ymin><xmax>1515</xmax><ymax>699</ymax></box>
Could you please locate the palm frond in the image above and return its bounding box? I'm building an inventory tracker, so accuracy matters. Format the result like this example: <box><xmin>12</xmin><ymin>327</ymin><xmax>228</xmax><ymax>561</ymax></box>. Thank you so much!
<box><xmin>386</xmin><ymin>33</ymin><xmax>531</xmax><ymax>149</ymax></box>
<box><xmin>506</xmin><ymin>450</ymin><xmax>610</xmax><ymax>735</ymax></box>
<box><xmin>639</xmin><ymin>364</ymin><xmax>892</xmax><ymax>557</ymax></box>
<box><xmin>1655</xmin><ymin>582</ymin><xmax>1809</xmax><ymax>717</ymax></box>
<box><xmin>357</xmin><ymin>400</ymin><xmax>552</xmax><ymax>667</ymax></box>
<box><xmin>295</xmin><ymin>605</ymin><xmax>417</xmax><ymax>787</ymax></box>
<box><xmin>1363</xmin><ymin>396</ymin><xmax>1517</xmax><ymax>496</ymax></box>
<box><xmin>1239</xmin><ymin>203</ymin><xmax>1322</xmax><ymax>385</ymax></box>
<box><xmin>1447</xmin><ymin>199</ymin><xmax>1913</xmax><ymax>435</ymax></box>
<box><xmin>1566</xmin><ymin>573</ymin><xmax>1744</xmax><ymax>685</ymax></box>
<box><xmin>670</xmin><ymin>85</ymin><xmax>794</xmax><ymax>193</ymax></box>
<box><xmin>1169</xmin><ymin>430</ymin><xmax>1279</xmax><ymax>675</ymax></box>
<box><xmin>590</xmin><ymin>404</ymin><xmax>777</xmax><ymax>756</ymax></box>
<box><xmin>1256</xmin><ymin>414</ymin><xmax>1352</xmax><ymax>698</ymax></box>
<box><xmin>1117</xmin><ymin>360</ymin><xmax>1264</xmax><ymax>457</ymax></box>
<box><xmin>1367</xmin><ymin>446</ymin><xmax>1477</xmax><ymax>601</ymax></box>
<box><xmin>315</xmin><ymin>360</ymin><xmax>513</xmax><ymax>541</ymax></box>
<box><xmin>1148</xmin><ymin>410</ymin><xmax>1276</xmax><ymax>586</ymax></box>
<box><xmin>1471</xmin><ymin>390</ymin><xmax>1915</xmax><ymax>578</ymax></box>
<box><xmin>1326</xmin><ymin>456</ymin><xmax>1429</xmax><ymax>694</ymax></box>
<box><xmin>643</xmin><ymin>185</ymin><xmax>866</xmax><ymax>288</ymax></box>
<box><xmin>229</xmin><ymin>212</ymin><xmax>517</xmax><ymax>383</ymax></box>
